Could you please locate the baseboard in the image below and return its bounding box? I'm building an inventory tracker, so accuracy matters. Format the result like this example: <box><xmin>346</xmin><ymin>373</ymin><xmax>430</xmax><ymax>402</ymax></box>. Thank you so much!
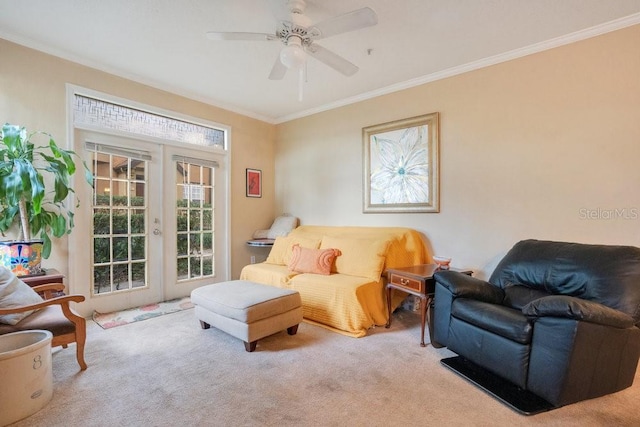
<box><xmin>441</xmin><ymin>356</ymin><xmax>556</xmax><ymax>415</ymax></box>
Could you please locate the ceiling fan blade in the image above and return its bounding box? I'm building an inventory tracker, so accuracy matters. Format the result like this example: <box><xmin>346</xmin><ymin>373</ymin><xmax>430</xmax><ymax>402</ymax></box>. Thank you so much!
<box><xmin>311</xmin><ymin>7</ymin><xmax>378</xmax><ymax>39</ymax></box>
<box><xmin>268</xmin><ymin>56</ymin><xmax>287</xmax><ymax>80</ymax></box>
<box><xmin>306</xmin><ymin>44</ymin><xmax>358</xmax><ymax>76</ymax></box>
<box><xmin>206</xmin><ymin>31</ymin><xmax>278</xmax><ymax>41</ymax></box>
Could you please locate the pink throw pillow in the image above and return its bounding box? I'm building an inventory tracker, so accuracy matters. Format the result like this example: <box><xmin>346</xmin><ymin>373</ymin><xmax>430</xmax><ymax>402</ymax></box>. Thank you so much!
<box><xmin>288</xmin><ymin>244</ymin><xmax>341</xmax><ymax>275</ymax></box>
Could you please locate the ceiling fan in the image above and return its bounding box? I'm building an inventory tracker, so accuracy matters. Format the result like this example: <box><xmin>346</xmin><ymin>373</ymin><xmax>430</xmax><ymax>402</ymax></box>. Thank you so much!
<box><xmin>206</xmin><ymin>0</ymin><xmax>378</xmax><ymax>84</ymax></box>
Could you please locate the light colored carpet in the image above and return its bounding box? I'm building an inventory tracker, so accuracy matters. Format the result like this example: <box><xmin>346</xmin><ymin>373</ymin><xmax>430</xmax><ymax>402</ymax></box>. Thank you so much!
<box><xmin>11</xmin><ymin>308</ymin><xmax>640</xmax><ymax>427</ymax></box>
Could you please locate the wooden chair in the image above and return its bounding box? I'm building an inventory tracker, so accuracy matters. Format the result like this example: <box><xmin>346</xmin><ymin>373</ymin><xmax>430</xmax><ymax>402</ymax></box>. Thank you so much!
<box><xmin>0</xmin><ymin>283</ymin><xmax>87</xmax><ymax>370</ymax></box>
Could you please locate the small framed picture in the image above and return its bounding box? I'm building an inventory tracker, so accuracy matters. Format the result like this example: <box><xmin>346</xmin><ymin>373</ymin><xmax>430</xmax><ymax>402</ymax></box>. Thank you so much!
<box><xmin>246</xmin><ymin>168</ymin><xmax>262</xmax><ymax>198</ymax></box>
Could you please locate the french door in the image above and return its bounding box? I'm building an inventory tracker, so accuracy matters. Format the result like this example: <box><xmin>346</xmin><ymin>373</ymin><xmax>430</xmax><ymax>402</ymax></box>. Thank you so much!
<box><xmin>162</xmin><ymin>145</ymin><xmax>226</xmax><ymax>301</ymax></box>
<box><xmin>70</xmin><ymin>130</ymin><xmax>227</xmax><ymax>316</ymax></box>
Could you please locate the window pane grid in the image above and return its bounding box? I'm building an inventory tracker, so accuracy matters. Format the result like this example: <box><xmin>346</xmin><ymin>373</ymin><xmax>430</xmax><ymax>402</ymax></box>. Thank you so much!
<box><xmin>90</xmin><ymin>150</ymin><xmax>149</xmax><ymax>295</ymax></box>
<box><xmin>176</xmin><ymin>161</ymin><xmax>215</xmax><ymax>281</ymax></box>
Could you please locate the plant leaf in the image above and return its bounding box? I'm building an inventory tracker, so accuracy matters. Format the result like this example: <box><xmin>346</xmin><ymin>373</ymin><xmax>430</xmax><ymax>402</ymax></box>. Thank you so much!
<box><xmin>0</xmin><ymin>205</ymin><xmax>19</xmax><ymax>233</ymax></box>
<box><xmin>41</xmin><ymin>232</ymin><xmax>52</xmax><ymax>259</ymax></box>
<box><xmin>55</xmin><ymin>142</ymin><xmax>77</xmax><ymax>175</ymax></box>
<box><xmin>84</xmin><ymin>164</ymin><xmax>95</xmax><ymax>188</ymax></box>
<box><xmin>52</xmin><ymin>214</ymin><xmax>67</xmax><ymax>238</ymax></box>
<box><xmin>1</xmin><ymin>124</ymin><xmax>22</xmax><ymax>152</ymax></box>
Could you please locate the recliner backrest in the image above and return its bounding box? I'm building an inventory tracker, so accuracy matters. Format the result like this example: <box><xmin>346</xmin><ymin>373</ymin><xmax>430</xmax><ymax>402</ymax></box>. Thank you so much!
<box><xmin>489</xmin><ymin>239</ymin><xmax>640</xmax><ymax>321</ymax></box>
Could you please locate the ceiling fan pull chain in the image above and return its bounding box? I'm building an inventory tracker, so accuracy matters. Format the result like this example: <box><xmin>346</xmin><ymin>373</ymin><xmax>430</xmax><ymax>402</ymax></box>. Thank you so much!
<box><xmin>298</xmin><ymin>67</ymin><xmax>304</xmax><ymax>102</ymax></box>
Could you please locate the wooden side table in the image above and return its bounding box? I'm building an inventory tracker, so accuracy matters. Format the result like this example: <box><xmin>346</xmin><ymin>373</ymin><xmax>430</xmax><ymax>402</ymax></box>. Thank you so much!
<box><xmin>385</xmin><ymin>264</ymin><xmax>472</xmax><ymax>347</ymax></box>
<box><xmin>21</xmin><ymin>268</ymin><xmax>65</xmax><ymax>288</ymax></box>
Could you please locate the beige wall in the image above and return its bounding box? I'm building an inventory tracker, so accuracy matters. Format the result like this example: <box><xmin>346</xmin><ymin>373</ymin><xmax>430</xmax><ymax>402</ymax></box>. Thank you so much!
<box><xmin>0</xmin><ymin>38</ymin><xmax>276</xmax><ymax>279</ymax></box>
<box><xmin>275</xmin><ymin>24</ymin><xmax>640</xmax><ymax>278</ymax></box>
<box><xmin>3</xmin><ymin>24</ymin><xmax>640</xmax><ymax>283</ymax></box>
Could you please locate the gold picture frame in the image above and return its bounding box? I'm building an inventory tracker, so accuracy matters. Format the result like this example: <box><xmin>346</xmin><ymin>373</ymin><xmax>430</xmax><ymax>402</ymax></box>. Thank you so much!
<box><xmin>363</xmin><ymin>113</ymin><xmax>440</xmax><ymax>213</ymax></box>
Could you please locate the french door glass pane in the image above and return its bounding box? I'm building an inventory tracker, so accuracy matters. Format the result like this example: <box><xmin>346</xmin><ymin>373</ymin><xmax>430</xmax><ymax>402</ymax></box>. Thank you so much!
<box><xmin>176</xmin><ymin>160</ymin><xmax>215</xmax><ymax>281</ymax></box>
<box><xmin>90</xmin><ymin>149</ymin><xmax>149</xmax><ymax>295</ymax></box>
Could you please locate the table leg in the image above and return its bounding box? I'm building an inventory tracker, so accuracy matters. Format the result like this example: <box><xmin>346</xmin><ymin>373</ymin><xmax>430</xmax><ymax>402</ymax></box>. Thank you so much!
<box><xmin>419</xmin><ymin>295</ymin><xmax>428</xmax><ymax>347</ymax></box>
<box><xmin>385</xmin><ymin>286</ymin><xmax>392</xmax><ymax>328</ymax></box>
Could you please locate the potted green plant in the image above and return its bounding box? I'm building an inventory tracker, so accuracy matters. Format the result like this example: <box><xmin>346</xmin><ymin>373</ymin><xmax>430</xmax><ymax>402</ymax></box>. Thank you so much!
<box><xmin>0</xmin><ymin>123</ymin><xmax>93</xmax><ymax>275</ymax></box>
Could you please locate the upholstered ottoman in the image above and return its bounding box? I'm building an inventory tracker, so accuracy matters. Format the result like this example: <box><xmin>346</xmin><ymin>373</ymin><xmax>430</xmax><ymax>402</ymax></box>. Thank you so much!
<box><xmin>191</xmin><ymin>280</ymin><xmax>302</xmax><ymax>352</ymax></box>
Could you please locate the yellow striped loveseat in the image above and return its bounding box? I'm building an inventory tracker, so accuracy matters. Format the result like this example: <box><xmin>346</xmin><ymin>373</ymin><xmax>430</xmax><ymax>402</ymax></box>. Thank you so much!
<box><xmin>240</xmin><ymin>226</ymin><xmax>428</xmax><ymax>337</ymax></box>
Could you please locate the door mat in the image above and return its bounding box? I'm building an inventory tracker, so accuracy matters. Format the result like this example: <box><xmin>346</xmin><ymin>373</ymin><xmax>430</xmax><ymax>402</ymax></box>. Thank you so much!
<box><xmin>92</xmin><ymin>297</ymin><xmax>194</xmax><ymax>329</ymax></box>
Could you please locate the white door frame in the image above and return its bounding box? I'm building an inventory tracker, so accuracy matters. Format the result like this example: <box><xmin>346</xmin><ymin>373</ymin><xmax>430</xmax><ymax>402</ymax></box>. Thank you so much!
<box><xmin>66</xmin><ymin>85</ymin><xmax>231</xmax><ymax>317</ymax></box>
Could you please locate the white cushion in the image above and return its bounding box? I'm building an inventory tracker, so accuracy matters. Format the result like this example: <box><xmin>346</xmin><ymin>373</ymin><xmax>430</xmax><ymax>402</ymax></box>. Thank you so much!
<box><xmin>252</xmin><ymin>229</ymin><xmax>270</xmax><ymax>239</ymax></box>
<box><xmin>191</xmin><ymin>280</ymin><xmax>301</xmax><ymax>323</ymax></box>
<box><xmin>267</xmin><ymin>215</ymin><xmax>298</xmax><ymax>239</ymax></box>
<box><xmin>0</xmin><ymin>267</ymin><xmax>44</xmax><ymax>325</ymax></box>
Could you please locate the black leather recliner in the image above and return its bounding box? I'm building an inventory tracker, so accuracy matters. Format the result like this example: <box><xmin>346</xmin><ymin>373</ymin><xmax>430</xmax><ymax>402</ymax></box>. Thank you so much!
<box><xmin>433</xmin><ymin>239</ymin><xmax>640</xmax><ymax>407</ymax></box>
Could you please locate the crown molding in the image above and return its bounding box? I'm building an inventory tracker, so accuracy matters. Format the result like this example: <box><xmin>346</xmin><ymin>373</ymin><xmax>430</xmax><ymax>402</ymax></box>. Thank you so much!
<box><xmin>3</xmin><ymin>12</ymin><xmax>640</xmax><ymax>126</ymax></box>
<box><xmin>274</xmin><ymin>13</ymin><xmax>640</xmax><ymax>124</ymax></box>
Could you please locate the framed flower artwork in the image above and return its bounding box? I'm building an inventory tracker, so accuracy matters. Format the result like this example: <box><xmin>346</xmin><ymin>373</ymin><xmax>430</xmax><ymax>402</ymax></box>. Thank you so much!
<box><xmin>363</xmin><ymin>113</ymin><xmax>439</xmax><ymax>213</ymax></box>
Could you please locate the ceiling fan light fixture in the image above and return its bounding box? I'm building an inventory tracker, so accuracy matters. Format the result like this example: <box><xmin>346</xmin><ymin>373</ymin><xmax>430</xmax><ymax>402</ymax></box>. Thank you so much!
<box><xmin>280</xmin><ymin>37</ymin><xmax>306</xmax><ymax>69</ymax></box>
<box><xmin>207</xmin><ymin>2</ymin><xmax>378</xmax><ymax>90</ymax></box>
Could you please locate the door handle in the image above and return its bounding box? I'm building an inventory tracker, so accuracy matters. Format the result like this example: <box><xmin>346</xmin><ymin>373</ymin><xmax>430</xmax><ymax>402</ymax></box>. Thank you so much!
<box><xmin>153</xmin><ymin>228</ymin><xmax>161</xmax><ymax>235</ymax></box>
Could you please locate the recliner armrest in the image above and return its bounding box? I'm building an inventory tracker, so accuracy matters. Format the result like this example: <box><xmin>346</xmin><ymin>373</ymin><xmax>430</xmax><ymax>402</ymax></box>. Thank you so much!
<box><xmin>434</xmin><ymin>271</ymin><xmax>504</xmax><ymax>304</ymax></box>
<box><xmin>522</xmin><ymin>295</ymin><xmax>635</xmax><ymax>329</ymax></box>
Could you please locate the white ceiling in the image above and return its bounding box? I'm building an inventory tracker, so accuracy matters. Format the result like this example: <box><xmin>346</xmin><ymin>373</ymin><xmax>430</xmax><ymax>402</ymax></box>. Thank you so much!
<box><xmin>2</xmin><ymin>0</ymin><xmax>640</xmax><ymax>123</ymax></box>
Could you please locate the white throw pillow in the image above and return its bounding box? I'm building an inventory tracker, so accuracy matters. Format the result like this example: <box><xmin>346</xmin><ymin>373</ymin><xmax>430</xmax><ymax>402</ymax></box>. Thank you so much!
<box><xmin>267</xmin><ymin>215</ymin><xmax>298</xmax><ymax>239</ymax></box>
<box><xmin>252</xmin><ymin>229</ymin><xmax>270</xmax><ymax>239</ymax></box>
<box><xmin>0</xmin><ymin>267</ymin><xmax>44</xmax><ymax>325</ymax></box>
